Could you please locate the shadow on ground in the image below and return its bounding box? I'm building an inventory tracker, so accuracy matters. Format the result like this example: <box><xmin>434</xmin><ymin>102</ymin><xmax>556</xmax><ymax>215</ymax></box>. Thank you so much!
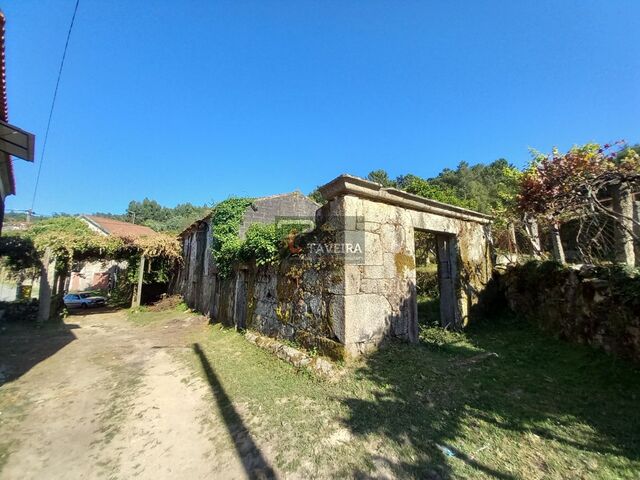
<box><xmin>193</xmin><ymin>342</ymin><xmax>277</xmax><ymax>480</ymax></box>
<box><xmin>341</xmin><ymin>315</ymin><xmax>640</xmax><ymax>479</ymax></box>
<box><xmin>0</xmin><ymin>321</ymin><xmax>79</xmax><ymax>386</ymax></box>
<box><xmin>65</xmin><ymin>305</ymin><xmax>122</xmax><ymax>316</ymax></box>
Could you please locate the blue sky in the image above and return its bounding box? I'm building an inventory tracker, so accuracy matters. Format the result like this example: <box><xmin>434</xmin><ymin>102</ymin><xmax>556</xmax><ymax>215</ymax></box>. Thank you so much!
<box><xmin>4</xmin><ymin>1</ymin><xmax>639</xmax><ymax>215</ymax></box>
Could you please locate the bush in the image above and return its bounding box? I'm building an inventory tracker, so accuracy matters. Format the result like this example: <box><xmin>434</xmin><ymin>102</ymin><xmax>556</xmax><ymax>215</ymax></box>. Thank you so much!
<box><xmin>416</xmin><ymin>264</ymin><xmax>439</xmax><ymax>297</ymax></box>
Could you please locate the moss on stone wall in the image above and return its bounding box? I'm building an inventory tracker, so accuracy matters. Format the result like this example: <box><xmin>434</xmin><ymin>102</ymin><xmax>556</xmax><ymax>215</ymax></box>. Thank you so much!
<box><xmin>394</xmin><ymin>251</ymin><xmax>415</xmax><ymax>274</ymax></box>
<box><xmin>497</xmin><ymin>261</ymin><xmax>640</xmax><ymax>363</ymax></box>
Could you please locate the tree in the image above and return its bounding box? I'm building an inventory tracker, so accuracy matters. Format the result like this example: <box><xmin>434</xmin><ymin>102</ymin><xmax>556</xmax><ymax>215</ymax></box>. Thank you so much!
<box><xmin>307</xmin><ymin>188</ymin><xmax>326</xmax><ymax>205</ymax></box>
<box><xmin>517</xmin><ymin>142</ymin><xmax>640</xmax><ymax>264</ymax></box>
<box><xmin>123</xmin><ymin>199</ymin><xmax>209</xmax><ymax>233</ymax></box>
<box><xmin>366</xmin><ymin>169</ymin><xmax>396</xmax><ymax>188</ymax></box>
<box><xmin>399</xmin><ymin>174</ymin><xmax>475</xmax><ymax>209</ymax></box>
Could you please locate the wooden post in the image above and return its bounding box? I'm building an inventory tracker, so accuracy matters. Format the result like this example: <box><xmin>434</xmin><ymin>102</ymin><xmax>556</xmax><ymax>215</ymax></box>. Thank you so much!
<box><xmin>132</xmin><ymin>253</ymin><xmax>145</xmax><ymax>308</ymax></box>
<box><xmin>612</xmin><ymin>182</ymin><xmax>635</xmax><ymax>267</ymax></box>
<box><xmin>550</xmin><ymin>222</ymin><xmax>565</xmax><ymax>264</ymax></box>
<box><xmin>436</xmin><ymin>234</ymin><xmax>458</xmax><ymax>329</ymax></box>
<box><xmin>37</xmin><ymin>248</ymin><xmax>56</xmax><ymax>324</ymax></box>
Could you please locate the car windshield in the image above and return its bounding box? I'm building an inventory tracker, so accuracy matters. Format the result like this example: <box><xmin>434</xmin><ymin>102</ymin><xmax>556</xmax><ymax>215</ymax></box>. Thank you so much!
<box><xmin>79</xmin><ymin>293</ymin><xmax>93</xmax><ymax>298</ymax></box>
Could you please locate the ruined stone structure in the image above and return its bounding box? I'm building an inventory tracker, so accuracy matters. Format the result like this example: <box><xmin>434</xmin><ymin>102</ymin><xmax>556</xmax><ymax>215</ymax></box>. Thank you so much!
<box><xmin>497</xmin><ymin>262</ymin><xmax>640</xmax><ymax>363</ymax></box>
<box><xmin>175</xmin><ymin>191</ymin><xmax>319</xmax><ymax>316</ymax></box>
<box><xmin>316</xmin><ymin>175</ymin><xmax>493</xmax><ymax>354</ymax></box>
<box><xmin>177</xmin><ymin>176</ymin><xmax>493</xmax><ymax>357</ymax></box>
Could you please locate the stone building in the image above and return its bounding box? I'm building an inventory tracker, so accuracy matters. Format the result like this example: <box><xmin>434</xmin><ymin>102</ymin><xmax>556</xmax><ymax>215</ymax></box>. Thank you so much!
<box><xmin>177</xmin><ymin>176</ymin><xmax>493</xmax><ymax>358</ymax></box>
<box><xmin>175</xmin><ymin>191</ymin><xmax>320</xmax><ymax>314</ymax></box>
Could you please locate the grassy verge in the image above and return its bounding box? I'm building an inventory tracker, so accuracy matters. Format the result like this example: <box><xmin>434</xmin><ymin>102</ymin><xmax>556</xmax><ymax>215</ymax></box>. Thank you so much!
<box><xmin>185</xmin><ymin>316</ymin><xmax>640</xmax><ymax>479</ymax></box>
<box><xmin>126</xmin><ymin>304</ymin><xmax>189</xmax><ymax>326</ymax></box>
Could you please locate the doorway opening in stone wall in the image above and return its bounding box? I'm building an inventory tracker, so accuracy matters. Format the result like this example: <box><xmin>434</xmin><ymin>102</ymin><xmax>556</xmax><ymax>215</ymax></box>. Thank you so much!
<box><xmin>414</xmin><ymin>229</ymin><xmax>457</xmax><ymax>329</ymax></box>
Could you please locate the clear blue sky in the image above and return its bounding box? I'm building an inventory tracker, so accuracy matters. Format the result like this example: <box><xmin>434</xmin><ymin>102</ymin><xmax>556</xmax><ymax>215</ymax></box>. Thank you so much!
<box><xmin>4</xmin><ymin>1</ymin><xmax>639</xmax><ymax>215</ymax></box>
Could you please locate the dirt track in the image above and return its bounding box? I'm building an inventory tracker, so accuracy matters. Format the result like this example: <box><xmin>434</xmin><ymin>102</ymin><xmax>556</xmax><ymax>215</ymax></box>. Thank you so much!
<box><xmin>0</xmin><ymin>310</ymin><xmax>256</xmax><ymax>479</ymax></box>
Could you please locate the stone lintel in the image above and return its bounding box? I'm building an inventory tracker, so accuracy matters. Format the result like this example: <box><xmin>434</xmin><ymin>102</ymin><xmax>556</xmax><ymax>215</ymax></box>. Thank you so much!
<box><xmin>319</xmin><ymin>174</ymin><xmax>492</xmax><ymax>225</ymax></box>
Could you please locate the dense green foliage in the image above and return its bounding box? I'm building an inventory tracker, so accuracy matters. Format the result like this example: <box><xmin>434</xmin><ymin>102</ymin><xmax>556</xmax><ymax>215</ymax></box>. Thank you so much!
<box><xmin>209</xmin><ymin>198</ymin><xmax>307</xmax><ymax>277</ymax></box>
<box><xmin>94</xmin><ymin>198</ymin><xmax>210</xmax><ymax>233</ymax></box>
<box><xmin>209</xmin><ymin>198</ymin><xmax>254</xmax><ymax>277</ymax></box>
<box><xmin>0</xmin><ymin>236</ymin><xmax>40</xmax><ymax>275</ymax></box>
<box><xmin>240</xmin><ymin>223</ymin><xmax>283</xmax><ymax>267</ymax></box>
<box><xmin>398</xmin><ymin>174</ymin><xmax>477</xmax><ymax>209</ymax></box>
<box><xmin>364</xmin><ymin>159</ymin><xmax>521</xmax><ymax>215</ymax></box>
<box><xmin>0</xmin><ymin>216</ymin><xmax>181</xmax><ymax>303</ymax></box>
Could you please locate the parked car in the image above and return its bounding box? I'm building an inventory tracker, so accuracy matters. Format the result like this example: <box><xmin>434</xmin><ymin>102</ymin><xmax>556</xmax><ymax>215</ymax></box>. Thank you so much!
<box><xmin>63</xmin><ymin>292</ymin><xmax>107</xmax><ymax>309</ymax></box>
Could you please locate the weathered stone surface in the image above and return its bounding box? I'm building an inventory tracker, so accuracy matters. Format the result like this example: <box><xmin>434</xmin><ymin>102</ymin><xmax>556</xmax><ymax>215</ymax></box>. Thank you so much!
<box><xmin>497</xmin><ymin>263</ymin><xmax>640</xmax><ymax>363</ymax></box>
<box><xmin>344</xmin><ymin>293</ymin><xmax>393</xmax><ymax>345</ymax></box>
<box><xmin>245</xmin><ymin>330</ymin><xmax>342</xmax><ymax>379</ymax></box>
<box><xmin>363</xmin><ymin>231</ymin><xmax>383</xmax><ymax>266</ymax></box>
<box><xmin>178</xmin><ymin>175</ymin><xmax>493</xmax><ymax>358</ymax></box>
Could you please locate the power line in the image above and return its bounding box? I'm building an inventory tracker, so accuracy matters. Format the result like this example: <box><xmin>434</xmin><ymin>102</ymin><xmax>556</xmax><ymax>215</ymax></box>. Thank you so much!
<box><xmin>29</xmin><ymin>0</ymin><xmax>80</xmax><ymax>214</ymax></box>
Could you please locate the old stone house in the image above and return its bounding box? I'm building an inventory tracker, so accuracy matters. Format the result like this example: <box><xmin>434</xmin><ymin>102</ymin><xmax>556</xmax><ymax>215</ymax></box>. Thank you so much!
<box><xmin>175</xmin><ymin>191</ymin><xmax>319</xmax><ymax>314</ymax></box>
<box><xmin>177</xmin><ymin>177</ymin><xmax>493</xmax><ymax>358</ymax></box>
<box><xmin>67</xmin><ymin>216</ymin><xmax>156</xmax><ymax>292</ymax></box>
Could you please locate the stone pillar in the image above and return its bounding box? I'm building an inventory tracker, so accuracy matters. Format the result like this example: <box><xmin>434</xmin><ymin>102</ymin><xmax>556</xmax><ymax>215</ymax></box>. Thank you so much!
<box><xmin>524</xmin><ymin>215</ymin><xmax>541</xmax><ymax>258</ymax></box>
<box><xmin>551</xmin><ymin>222</ymin><xmax>565</xmax><ymax>264</ymax></box>
<box><xmin>37</xmin><ymin>248</ymin><xmax>56</xmax><ymax>323</ymax></box>
<box><xmin>612</xmin><ymin>182</ymin><xmax>635</xmax><ymax>267</ymax></box>
<box><xmin>634</xmin><ymin>200</ymin><xmax>640</xmax><ymax>266</ymax></box>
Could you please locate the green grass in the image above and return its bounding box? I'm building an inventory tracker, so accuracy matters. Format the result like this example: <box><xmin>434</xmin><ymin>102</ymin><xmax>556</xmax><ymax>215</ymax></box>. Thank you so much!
<box><xmin>185</xmin><ymin>316</ymin><xmax>640</xmax><ymax>479</ymax></box>
<box><xmin>126</xmin><ymin>306</ymin><xmax>184</xmax><ymax>326</ymax></box>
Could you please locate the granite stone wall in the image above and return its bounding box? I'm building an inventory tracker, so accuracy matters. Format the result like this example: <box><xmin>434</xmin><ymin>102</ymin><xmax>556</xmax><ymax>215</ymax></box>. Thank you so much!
<box><xmin>176</xmin><ymin>175</ymin><xmax>494</xmax><ymax>358</ymax></box>
<box><xmin>497</xmin><ymin>262</ymin><xmax>640</xmax><ymax>363</ymax></box>
<box><xmin>238</xmin><ymin>192</ymin><xmax>319</xmax><ymax>238</ymax></box>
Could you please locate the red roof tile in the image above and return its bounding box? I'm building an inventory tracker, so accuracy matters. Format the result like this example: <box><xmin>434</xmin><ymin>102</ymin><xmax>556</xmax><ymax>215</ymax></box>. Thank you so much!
<box><xmin>82</xmin><ymin>215</ymin><xmax>156</xmax><ymax>239</ymax></box>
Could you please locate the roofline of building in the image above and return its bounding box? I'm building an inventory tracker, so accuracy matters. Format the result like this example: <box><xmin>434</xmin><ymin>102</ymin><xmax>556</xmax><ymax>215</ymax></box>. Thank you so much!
<box><xmin>178</xmin><ymin>191</ymin><xmax>319</xmax><ymax>237</ymax></box>
<box><xmin>318</xmin><ymin>174</ymin><xmax>493</xmax><ymax>224</ymax></box>
<box><xmin>80</xmin><ymin>215</ymin><xmax>110</xmax><ymax>235</ymax></box>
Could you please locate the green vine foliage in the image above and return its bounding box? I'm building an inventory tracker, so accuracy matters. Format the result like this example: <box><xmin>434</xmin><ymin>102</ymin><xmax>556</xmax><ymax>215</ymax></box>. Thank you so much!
<box><xmin>1</xmin><ymin>216</ymin><xmax>182</xmax><ymax>289</ymax></box>
<box><xmin>210</xmin><ymin>198</ymin><xmax>254</xmax><ymax>277</ymax></box>
<box><xmin>209</xmin><ymin>197</ymin><xmax>309</xmax><ymax>277</ymax></box>
<box><xmin>0</xmin><ymin>235</ymin><xmax>41</xmax><ymax>278</ymax></box>
<box><xmin>240</xmin><ymin>223</ymin><xmax>281</xmax><ymax>266</ymax></box>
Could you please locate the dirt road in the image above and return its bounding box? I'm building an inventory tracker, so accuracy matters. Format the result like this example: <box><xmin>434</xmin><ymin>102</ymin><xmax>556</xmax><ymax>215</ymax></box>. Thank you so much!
<box><xmin>0</xmin><ymin>310</ymin><xmax>263</xmax><ymax>479</ymax></box>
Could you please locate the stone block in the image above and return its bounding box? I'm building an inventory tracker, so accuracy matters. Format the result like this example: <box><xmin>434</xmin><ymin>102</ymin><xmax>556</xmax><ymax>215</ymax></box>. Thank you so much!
<box><xmin>344</xmin><ymin>265</ymin><xmax>362</xmax><ymax>295</ymax></box>
<box><xmin>364</xmin><ymin>232</ymin><xmax>383</xmax><ymax>266</ymax></box>
<box><xmin>328</xmin><ymin>295</ymin><xmax>345</xmax><ymax>343</ymax></box>
<box><xmin>362</xmin><ymin>199</ymin><xmax>392</xmax><ymax>224</ymax></box>
<box><xmin>363</xmin><ymin>265</ymin><xmax>385</xmax><ymax>279</ymax></box>
<box><xmin>344</xmin><ymin>293</ymin><xmax>392</xmax><ymax>344</ymax></box>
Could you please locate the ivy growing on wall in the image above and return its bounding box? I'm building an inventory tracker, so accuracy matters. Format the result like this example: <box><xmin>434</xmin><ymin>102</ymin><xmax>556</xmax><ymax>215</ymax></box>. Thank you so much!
<box><xmin>209</xmin><ymin>197</ymin><xmax>254</xmax><ymax>277</ymax></box>
<box><xmin>209</xmin><ymin>197</ymin><xmax>308</xmax><ymax>277</ymax></box>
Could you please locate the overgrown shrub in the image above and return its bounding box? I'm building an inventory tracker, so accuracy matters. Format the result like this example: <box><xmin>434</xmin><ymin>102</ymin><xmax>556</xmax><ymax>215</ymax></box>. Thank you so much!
<box><xmin>210</xmin><ymin>198</ymin><xmax>307</xmax><ymax>277</ymax></box>
<box><xmin>416</xmin><ymin>264</ymin><xmax>439</xmax><ymax>297</ymax></box>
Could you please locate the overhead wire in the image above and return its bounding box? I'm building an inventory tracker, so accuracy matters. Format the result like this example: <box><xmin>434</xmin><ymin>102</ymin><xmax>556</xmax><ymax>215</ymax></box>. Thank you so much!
<box><xmin>29</xmin><ymin>0</ymin><xmax>80</xmax><ymax>215</ymax></box>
